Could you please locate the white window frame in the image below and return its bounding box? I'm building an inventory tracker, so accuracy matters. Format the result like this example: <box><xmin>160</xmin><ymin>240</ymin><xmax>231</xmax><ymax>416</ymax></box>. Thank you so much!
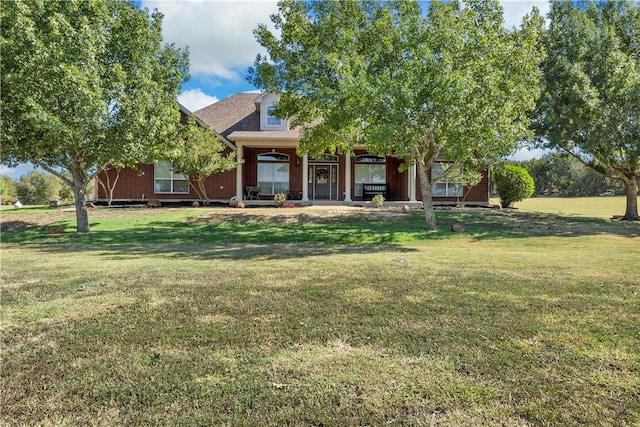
<box><xmin>354</xmin><ymin>155</ymin><xmax>386</xmax><ymax>197</ymax></box>
<box><xmin>431</xmin><ymin>163</ymin><xmax>463</xmax><ymax>197</ymax></box>
<box><xmin>266</xmin><ymin>106</ymin><xmax>283</xmax><ymax>127</ymax></box>
<box><xmin>257</xmin><ymin>153</ymin><xmax>290</xmax><ymax>195</ymax></box>
<box><xmin>154</xmin><ymin>161</ymin><xmax>189</xmax><ymax>194</ymax></box>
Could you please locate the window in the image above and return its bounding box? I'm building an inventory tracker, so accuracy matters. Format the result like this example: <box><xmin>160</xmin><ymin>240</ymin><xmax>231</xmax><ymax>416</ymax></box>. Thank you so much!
<box><xmin>154</xmin><ymin>161</ymin><xmax>188</xmax><ymax>194</ymax></box>
<box><xmin>309</xmin><ymin>154</ymin><xmax>338</xmax><ymax>162</ymax></box>
<box><xmin>266</xmin><ymin>106</ymin><xmax>283</xmax><ymax>127</ymax></box>
<box><xmin>431</xmin><ymin>163</ymin><xmax>462</xmax><ymax>197</ymax></box>
<box><xmin>354</xmin><ymin>155</ymin><xmax>386</xmax><ymax>196</ymax></box>
<box><xmin>258</xmin><ymin>153</ymin><xmax>289</xmax><ymax>195</ymax></box>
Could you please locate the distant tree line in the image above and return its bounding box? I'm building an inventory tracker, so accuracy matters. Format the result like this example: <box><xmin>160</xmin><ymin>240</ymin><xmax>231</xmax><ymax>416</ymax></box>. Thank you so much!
<box><xmin>518</xmin><ymin>154</ymin><xmax>625</xmax><ymax>197</ymax></box>
<box><xmin>0</xmin><ymin>172</ymin><xmax>94</xmax><ymax>206</ymax></box>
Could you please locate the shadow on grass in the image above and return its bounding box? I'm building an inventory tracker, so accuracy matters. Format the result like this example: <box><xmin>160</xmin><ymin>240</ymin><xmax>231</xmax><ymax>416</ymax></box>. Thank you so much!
<box><xmin>444</xmin><ymin>210</ymin><xmax>639</xmax><ymax>240</ymax></box>
<box><xmin>2</xmin><ymin>210</ymin><xmax>638</xmax><ymax>260</ymax></box>
<box><xmin>0</xmin><ymin>220</ymin><xmax>41</xmax><ymax>234</ymax></box>
<box><xmin>2</xmin><ymin>211</ymin><xmax>425</xmax><ymax>259</ymax></box>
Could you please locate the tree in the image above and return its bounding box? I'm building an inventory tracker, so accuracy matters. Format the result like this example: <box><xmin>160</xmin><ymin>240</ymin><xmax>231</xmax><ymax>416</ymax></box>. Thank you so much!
<box><xmin>16</xmin><ymin>171</ymin><xmax>63</xmax><ymax>205</ymax></box>
<box><xmin>0</xmin><ymin>176</ymin><xmax>18</xmax><ymax>205</ymax></box>
<box><xmin>1</xmin><ymin>0</ymin><xmax>189</xmax><ymax>231</ymax></box>
<box><xmin>453</xmin><ymin>169</ymin><xmax>484</xmax><ymax>206</ymax></box>
<box><xmin>249</xmin><ymin>0</ymin><xmax>544</xmax><ymax>229</ymax></box>
<box><xmin>96</xmin><ymin>165</ymin><xmax>123</xmax><ymax>207</ymax></box>
<box><xmin>492</xmin><ymin>164</ymin><xmax>535</xmax><ymax>208</ymax></box>
<box><xmin>170</xmin><ymin>118</ymin><xmax>239</xmax><ymax>204</ymax></box>
<box><xmin>520</xmin><ymin>153</ymin><xmax>624</xmax><ymax>196</ymax></box>
<box><xmin>534</xmin><ymin>0</ymin><xmax>640</xmax><ymax>220</ymax></box>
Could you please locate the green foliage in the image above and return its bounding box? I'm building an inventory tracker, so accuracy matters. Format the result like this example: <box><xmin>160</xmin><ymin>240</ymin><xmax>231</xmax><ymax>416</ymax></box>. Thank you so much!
<box><xmin>249</xmin><ymin>0</ymin><xmax>544</xmax><ymax>229</ymax></box>
<box><xmin>520</xmin><ymin>153</ymin><xmax>624</xmax><ymax>197</ymax></box>
<box><xmin>448</xmin><ymin>167</ymin><xmax>483</xmax><ymax>204</ymax></box>
<box><xmin>493</xmin><ymin>164</ymin><xmax>535</xmax><ymax>208</ymax></box>
<box><xmin>15</xmin><ymin>171</ymin><xmax>62</xmax><ymax>205</ymax></box>
<box><xmin>371</xmin><ymin>194</ymin><xmax>385</xmax><ymax>208</ymax></box>
<box><xmin>534</xmin><ymin>0</ymin><xmax>640</xmax><ymax>219</ymax></box>
<box><xmin>273</xmin><ymin>192</ymin><xmax>287</xmax><ymax>207</ymax></box>
<box><xmin>0</xmin><ymin>176</ymin><xmax>18</xmax><ymax>205</ymax></box>
<box><xmin>0</xmin><ymin>0</ymin><xmax>189</xmax><ymax>231</ymax></box>
<box><xmin>170</xmin><ymin>118</ymin><xmax>239</xmax><ymax>203</ymax></box>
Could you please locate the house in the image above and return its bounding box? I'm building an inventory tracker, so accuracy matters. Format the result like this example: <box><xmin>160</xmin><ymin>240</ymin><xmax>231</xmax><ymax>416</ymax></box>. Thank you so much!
<box><xmin>96</xmin><ymin>92</ymin><xmax>491</xmax><ymax>206</ymax></box>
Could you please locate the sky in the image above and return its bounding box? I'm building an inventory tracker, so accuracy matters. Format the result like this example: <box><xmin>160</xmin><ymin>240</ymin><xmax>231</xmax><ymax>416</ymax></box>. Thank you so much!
<box><xmin>1</xmin><ymin>0</ymin><xmax>551</xmax><ymax>179</ymax></box>
<box><xmin>159</xmin><ymin>0</ymin><xmax>552</xmax><ymax>112</ymax></box>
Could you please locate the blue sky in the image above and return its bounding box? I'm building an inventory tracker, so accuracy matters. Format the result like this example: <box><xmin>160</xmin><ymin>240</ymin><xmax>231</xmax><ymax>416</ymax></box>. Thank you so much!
<box><xmin>1</xmin><ymin>0</ymin><xmax>550</xmax><ymax>179</ymax></box>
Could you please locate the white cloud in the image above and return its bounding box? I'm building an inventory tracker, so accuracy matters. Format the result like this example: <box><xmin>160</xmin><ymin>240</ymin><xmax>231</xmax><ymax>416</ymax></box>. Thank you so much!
<box><xmin>0</xmin><ymin>163</ymin><xmax>39</xmax><ymax>180</ymax></box>
<box><xmin>178</xmin><ymin>88</ymin><xmax>219</xmax><ymax>111</ymax></box>
<box><xmin>500</xmin><ymin>0</ymin><xmax>550</xmax><ymax>29</ymax></box>
<box><xmin>142</xmin><ymin>0</ymin><xmax>278</xmax><ymax>82</ymax></box>
<box><xmin>0</xmin><ymin>165</ymin><xmax>17</xmax><ymax>177</ymax></box>
<box><xmin>509</xmin><ymin>147</ymin><xmax>549</xmax><ymax>161</ymax></box>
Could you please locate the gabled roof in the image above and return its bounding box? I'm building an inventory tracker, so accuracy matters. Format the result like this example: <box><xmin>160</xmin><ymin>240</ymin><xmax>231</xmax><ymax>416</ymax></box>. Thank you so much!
<box><xmin>194</xmin><ymin>92</ymin><xmax>301</xmax><ymax>143</ymax></box>
<box><xmin>195</xmin><ymin>93</ymin><xmax>260</xmax><ymax>139</ymax></box>
<box><xmin>178</xmin><ymin>102</ymin><xmax>235</xmax><ymax>150</ymax></box>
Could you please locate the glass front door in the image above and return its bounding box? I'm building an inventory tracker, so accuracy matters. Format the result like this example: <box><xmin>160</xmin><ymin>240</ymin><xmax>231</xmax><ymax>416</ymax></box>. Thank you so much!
<box><xmin>308</xmin><ymin>164</ymin><xmax>338</xmax><ymax>200</ymax></box>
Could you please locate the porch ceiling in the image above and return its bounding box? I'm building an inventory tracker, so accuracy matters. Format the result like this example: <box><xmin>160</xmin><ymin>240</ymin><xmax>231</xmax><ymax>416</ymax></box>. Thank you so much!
<box><xmin>230</xmin><ymin>132</ymin><xmax>300</xmax><ymax>147</ymax></box>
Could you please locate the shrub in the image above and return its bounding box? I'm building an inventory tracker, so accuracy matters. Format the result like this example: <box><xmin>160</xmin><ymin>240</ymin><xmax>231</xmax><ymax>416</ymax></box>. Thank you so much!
<box><xmin>493</xmin><ymin>164</ymin><xmax>535</xmax><ymax>208</ymax></box>
<box><xmin>371</xmin><ymin>194</ymin><xmax>385</xmax><ymax>208</ymax></box>
<box><xmin>274</xmin><ymin>193</ymin><xmax>287</xmax><ymax>207</ymax></box>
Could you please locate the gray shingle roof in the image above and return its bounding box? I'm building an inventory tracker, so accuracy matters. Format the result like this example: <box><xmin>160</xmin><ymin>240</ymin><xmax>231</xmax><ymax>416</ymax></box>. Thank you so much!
<box><xmin>194</xmin><ymin>93</ymin><xmax>260</xmax><ymax>138</ymax></box>
<box><xmin>194</xmin><ymin>92</ymin><xmax>302</xmax><ymax>142</ymax></box>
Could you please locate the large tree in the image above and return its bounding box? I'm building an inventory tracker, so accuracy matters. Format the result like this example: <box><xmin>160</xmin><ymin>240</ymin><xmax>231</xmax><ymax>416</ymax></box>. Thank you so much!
<box><xmin>1</xmin><ymin>0</ymin><xmax>189</xmax><ymax>231</ymax></box>
<box><xmin>249</xmin><ymin>0</ymin><xmax>544</xmax><ymax>229</ymax></box>
<box><xmin>534</xmin><ymin>0</ymin><xmax>640</xmax><ymax>220</ymax></box>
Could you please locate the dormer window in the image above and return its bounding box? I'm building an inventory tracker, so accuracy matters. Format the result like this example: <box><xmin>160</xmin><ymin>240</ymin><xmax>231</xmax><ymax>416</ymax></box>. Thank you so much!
<box><xmin>266</xmin><ymin>106</ymin><xmax>283</xmax><ymax>127</ymax></box>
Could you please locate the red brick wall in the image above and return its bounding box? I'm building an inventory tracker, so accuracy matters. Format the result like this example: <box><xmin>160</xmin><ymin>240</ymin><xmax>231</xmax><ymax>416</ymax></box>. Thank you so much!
<box><xmin>242</xmin><ymin>147</ymin><xmax>303</xmax><ymax>199</ymax></box>
<box><xmin>97</xmin><ymin>149</ymin><xmax>489</xmax><ymax>204</ymax></box>
<box><xmin>414</xmin><ymin>165</ymin><xmax>490</xmax><ymax>204</ymax></box>
<box><xmin>349</xmin><ymin>150</ymin><xmax>407</xmax><ymax>201</ymax></box>
<box><xmin>97</xmin><ymin>161</ymin><xmax>237</xmax><ymax>202</ymax></box>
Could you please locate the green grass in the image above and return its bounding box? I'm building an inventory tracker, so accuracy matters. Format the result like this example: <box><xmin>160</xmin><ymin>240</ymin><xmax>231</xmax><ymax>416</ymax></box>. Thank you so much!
<box><xmin>513</xmin><ymin>195</ymin><xmax>639</xmax><ymax>219</ymax></box>
<box><xmin>1</xmin><ymin>204</ymin><xmax>639</xmax><ymax>425</ymax></box>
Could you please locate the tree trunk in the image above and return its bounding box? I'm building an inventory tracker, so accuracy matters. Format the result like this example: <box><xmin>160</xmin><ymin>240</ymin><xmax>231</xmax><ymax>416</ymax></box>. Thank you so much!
<box><xmin>72</xmin><ymin>168</ymin><xmax>90</xmax><ymax>232</ymax></box>
<box><xmin>97</xmin><ymin>167</ymin><xmax>120</xmax><ymax>207</ymax></box>
<box><xmin>38</xmin><ymin>162</ymin><xmax>90</xmax><ymax>232</ymax></box>
<box><xmin>197</xmin><ymin>179</ymin><xmax>210</xmax><ymax>205</ymax></box>
<box><xmin>73</xmin><ymin>185</ymin><xmax>89</xmax><ymax>232</ymax></box>
<box><xmin>416</xmin><ymin>162</ymin><xmax>437</xmax><ymax>230</ymax></box>
<box><xmin>187</xmin><ymin>178</ymin><xmax>209</xmax><ymax>205</ymax></box>
<box><xmin>622</xmin><ymin>177</ymin><xmax>639</xmax><ymax>221</ymax></box>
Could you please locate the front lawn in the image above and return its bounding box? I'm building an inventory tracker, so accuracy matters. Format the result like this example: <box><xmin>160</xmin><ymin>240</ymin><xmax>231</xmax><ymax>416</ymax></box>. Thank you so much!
<box><xmin>1</xmin><ymin>206</ymin><xmax>638</xmax><ymax>425</ymax></box>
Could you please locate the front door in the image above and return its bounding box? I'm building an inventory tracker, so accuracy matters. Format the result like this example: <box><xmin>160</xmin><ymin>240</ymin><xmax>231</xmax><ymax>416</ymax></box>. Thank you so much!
<box><xmin>309</xmin><ymin>164</ymin><xmax>338</xmax><ymax>200</ymax></box>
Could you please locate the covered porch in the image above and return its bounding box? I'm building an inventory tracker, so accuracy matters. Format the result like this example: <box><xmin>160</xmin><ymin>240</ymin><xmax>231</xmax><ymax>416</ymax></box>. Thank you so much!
<box><xmin>231</xmin><ymin>140</ymin><xmax>420</xmax><ymax>206</ymax></box>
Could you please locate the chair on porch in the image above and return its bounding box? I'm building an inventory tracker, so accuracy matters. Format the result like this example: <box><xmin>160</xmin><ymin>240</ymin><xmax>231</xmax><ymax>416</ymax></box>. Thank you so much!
<box><xmin>245</xmin><ymin>186</ymin><xmax>261</xmax><ymax>200</ymax></box>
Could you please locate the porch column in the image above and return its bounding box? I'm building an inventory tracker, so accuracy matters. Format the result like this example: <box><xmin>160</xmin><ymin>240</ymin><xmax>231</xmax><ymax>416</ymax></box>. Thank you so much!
<box><xmin>235</xmin><ymin>144</ymin><xmax>243</xmax><ymax>201</ymax></box>
<box><xmin>409</xmin><ymin>162</ymin><xmax>417</xmax><ymax>202</ymax></box>
<box><xmin>344</xmin><ymin>153</ymin><xmax>352</xmax><ymax>202</ymax></box>
<box><xmin>301</xmin><ymin>154</ymin><xmax>309</xmax><ymax>202</ymax></box>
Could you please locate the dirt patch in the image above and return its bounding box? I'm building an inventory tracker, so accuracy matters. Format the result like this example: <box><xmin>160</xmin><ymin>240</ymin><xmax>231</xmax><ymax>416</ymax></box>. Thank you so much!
<box><xmin>194</xmin><ymin>207</ymin><xmax>407</xmax><ymax>226</ymax></box>
<box><xmin>0</xmin><ymin>206</ymin><xmax>188</xmax><ymax>230</ymax></box>
<box><xmin>0</xmin><ymin>220</ymin><xmax>40</xmax><ymax>233</ymax></box>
